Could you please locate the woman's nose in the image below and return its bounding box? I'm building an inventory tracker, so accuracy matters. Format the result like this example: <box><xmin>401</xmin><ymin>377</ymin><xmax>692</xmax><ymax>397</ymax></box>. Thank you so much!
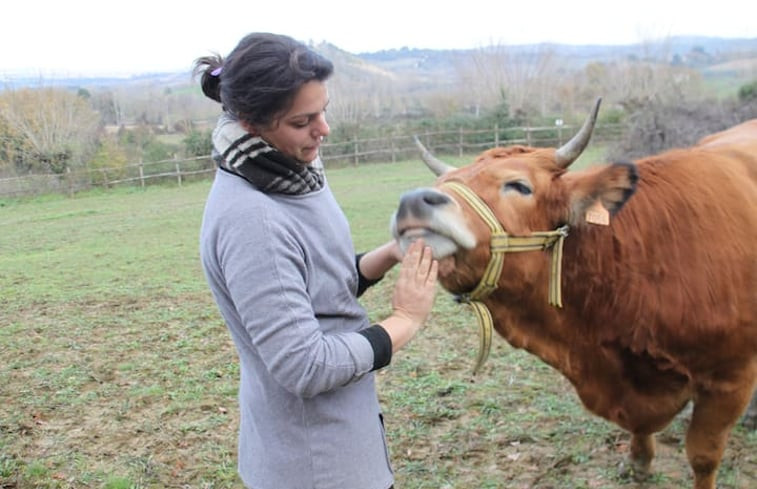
<box><xmin>314</xmin><ymin>113</ymin><xmax>330</xmax><ymax>138</ymax></box>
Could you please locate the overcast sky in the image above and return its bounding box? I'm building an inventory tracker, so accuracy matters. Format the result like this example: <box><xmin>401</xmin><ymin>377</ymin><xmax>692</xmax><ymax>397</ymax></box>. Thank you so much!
<box><xmin>3</xmin><ymin>0</ymin><xmax>755</xmax><ymax>77</ymax></box>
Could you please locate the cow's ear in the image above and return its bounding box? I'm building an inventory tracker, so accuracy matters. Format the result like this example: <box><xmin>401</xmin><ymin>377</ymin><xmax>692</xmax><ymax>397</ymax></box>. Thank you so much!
<box><xmin>562</xmin><ymin>161</ymin><xmax>638</xmax><ymax>226</ymax></box>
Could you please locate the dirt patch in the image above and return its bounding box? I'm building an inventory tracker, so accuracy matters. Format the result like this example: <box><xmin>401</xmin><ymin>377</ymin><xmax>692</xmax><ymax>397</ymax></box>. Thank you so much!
<box><xmin>2</xmin><ymin>290</ymin><xmax>754</xmax><ymax>488</ymax></box>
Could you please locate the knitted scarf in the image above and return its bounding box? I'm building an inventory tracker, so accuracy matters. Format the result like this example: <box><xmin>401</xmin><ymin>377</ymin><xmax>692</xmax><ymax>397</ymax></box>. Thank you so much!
<box><xmin>211</xmin><ymin>114</ymin><xmax>325</xmax><ymax>195</ymax></box>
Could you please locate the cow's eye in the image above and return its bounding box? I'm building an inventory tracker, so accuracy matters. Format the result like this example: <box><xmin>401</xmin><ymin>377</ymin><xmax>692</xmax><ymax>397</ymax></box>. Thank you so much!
<box><xmin>503</xmin><ymin>180</ymin><xmax>533</xmax><ymax>195</ymax></box>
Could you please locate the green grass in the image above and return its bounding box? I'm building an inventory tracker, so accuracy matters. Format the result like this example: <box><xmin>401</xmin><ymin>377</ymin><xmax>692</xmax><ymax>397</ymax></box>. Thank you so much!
<box><xmin>1</xmin><ymin>157</ymin><xmax>754</xmax><ymax>488</ymax></box>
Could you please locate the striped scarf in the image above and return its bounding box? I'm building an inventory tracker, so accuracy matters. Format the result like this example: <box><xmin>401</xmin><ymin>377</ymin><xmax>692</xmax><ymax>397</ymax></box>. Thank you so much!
<box><xmin>211</xmin><ymin>114</ymin><xmax>325</xmax><ymax>195</ymax></box>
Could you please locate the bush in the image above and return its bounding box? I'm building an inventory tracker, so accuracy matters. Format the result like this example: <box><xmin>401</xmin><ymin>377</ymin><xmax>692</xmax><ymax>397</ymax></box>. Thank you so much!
<box><xmin>89</xmin><ymin>137</ymin><xmax>128</xmax><ymax>186</ymax></box>
<box><xmin>183</xmin><ymin>129</ymin><xmax>213</xmax><ymax>157</ymax></box>
<box><xmin>738</xmin><ymin>80</ymin><xmax>757</xmax><ymax>102</ymax></box>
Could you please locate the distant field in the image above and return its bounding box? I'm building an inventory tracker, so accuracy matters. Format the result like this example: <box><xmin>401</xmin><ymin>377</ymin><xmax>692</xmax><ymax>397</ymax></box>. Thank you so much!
<box><xmin>155</xmin><ymin>133</ymin><xmax>186</xmax><ymax>147</ymax></box>
<box><xmin>1</xmin><ymin>158</ymin><xmax>754</xmax><ymax>489</ymax></box>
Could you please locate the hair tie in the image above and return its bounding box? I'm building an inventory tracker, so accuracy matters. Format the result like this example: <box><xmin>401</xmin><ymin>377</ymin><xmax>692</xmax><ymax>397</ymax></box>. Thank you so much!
<box><xmin>210</xmin><ymin>66</ymin><xmax>223</xmax><ymax>77</ymax></box>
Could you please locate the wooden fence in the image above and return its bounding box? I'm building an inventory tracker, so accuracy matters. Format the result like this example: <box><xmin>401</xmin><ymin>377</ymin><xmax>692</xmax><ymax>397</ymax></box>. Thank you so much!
<box><xmin>0</xmin><ymin>123</ymin><xmax>625</xmax><ymax>198</ymax></box>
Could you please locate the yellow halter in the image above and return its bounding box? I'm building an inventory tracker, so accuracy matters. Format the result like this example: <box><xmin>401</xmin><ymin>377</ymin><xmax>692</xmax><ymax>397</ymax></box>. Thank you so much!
<box><xmin>441</xmin><ymin>181</ymin><xmax>569</xmax><ymax>374</ymax></box>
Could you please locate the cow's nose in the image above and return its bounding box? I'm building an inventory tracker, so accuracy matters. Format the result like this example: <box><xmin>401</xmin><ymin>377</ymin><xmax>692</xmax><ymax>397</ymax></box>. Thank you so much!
<box><xmin>397</xmin><ymin>188</ymin><xmax>451</xmax><ymax>219</ymax></box>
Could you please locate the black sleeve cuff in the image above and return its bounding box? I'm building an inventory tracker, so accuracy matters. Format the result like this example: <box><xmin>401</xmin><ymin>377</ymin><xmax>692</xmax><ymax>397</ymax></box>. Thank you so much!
<box><xmin>355</xmin><ymin>253</ymin><xmax>384</xmax><ymax>298</ymax></box>
<box><xmin>358</xmin><ymin>324</ymin><xmax>392</xmax><ymax>371</ymax></box>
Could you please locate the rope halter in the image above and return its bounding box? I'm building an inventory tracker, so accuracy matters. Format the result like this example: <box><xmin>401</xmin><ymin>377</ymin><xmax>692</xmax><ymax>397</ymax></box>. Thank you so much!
<box><xmin>441</xmin><ymin>181</ymin><xmax>570</xmax><ymax>374</ymax></box>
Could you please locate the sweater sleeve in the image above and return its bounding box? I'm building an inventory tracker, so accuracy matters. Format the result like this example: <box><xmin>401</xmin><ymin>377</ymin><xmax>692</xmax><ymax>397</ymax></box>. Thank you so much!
<box><xmin>358</xmin><ymin>324</ymin><xmax>392</xmax><ymax>370</ymax></box>
<box><xmin>355</xmin><ymin>253</ymin><xmax>384</xmax><ymax>297</ymax></box>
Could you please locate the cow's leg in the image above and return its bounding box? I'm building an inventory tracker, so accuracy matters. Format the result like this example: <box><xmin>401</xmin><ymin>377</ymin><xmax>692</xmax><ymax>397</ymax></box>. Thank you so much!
<box><xmin>628</xmin><ymin>433</ymin><xmax>655</xmax><ymax>480</ymax></box>
<box><xmin>686</xmin><ymin>388</ymin><xmax>752</xmax><ymax>489</ymax></box>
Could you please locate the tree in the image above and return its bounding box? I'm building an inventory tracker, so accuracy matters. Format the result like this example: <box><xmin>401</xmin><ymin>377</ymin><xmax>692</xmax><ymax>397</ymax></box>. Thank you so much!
<box><xmin>456</xmin><ymin>44</ymin><xmax>563</xmax><ymax>120</ymax></box>
<box><xmin>183</xmin><ymin>129</ymin><xmax>213</xmax><ymax>157</ymax></box>
<box><xmin>0</xmin><ymin>87</ymin><xmax>100</xmax><ymax>174</ymax></box>
<box><xmin>738</xmin><ymin>80</ymin><xmax>757</xmax><ymax>102</ymax></box>
<box><xmin>0</xmin><ymin>116</ymin><xmax>31</xmax><ymax>175</ymax></box>
<box><xmin>89</xmin><ymin>90</ymin><xmax>123</xmax><ymax>126</ymax></box>
<box><xmin>89</xmin><ymin>135</ymin><xmax>128</xmax><ymax>185</ymax></box>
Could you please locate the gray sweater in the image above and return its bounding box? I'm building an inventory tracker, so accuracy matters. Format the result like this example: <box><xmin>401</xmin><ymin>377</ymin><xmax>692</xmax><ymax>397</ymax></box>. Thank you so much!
<box><xmin>200</xmin><ymin>169</ymin><xmax>394</xmax><ymax>489</ymax></box>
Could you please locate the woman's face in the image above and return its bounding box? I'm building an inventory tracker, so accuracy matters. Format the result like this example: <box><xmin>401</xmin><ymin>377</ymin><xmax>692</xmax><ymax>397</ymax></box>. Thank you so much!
<box><xmin>251</xmin><ymin>80</ymin><xmax>330</xmax><ymax>164</ymax></box>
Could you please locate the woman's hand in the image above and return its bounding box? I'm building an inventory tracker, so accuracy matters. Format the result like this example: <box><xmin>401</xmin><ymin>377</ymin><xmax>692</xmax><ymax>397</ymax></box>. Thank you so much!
<box><xmin>378</xmin><ymin>239</ymin><xmax>438</xmax><ymax>352</ymax></box>
<box><xmin>392</xmin><ymin>239</ymin><xmax>438</xmax><ymax>327</ymax></box>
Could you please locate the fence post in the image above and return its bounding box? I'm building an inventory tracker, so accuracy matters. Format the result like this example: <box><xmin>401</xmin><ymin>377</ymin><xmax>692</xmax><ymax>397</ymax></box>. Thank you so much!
<box><xmin>458</xmin><ymin>127</ymin><xmax>463</xmax><ymax>157</ymax></box>
<box><xmin>175</xmin><ymin>156</ymin><xmax>182</xmax><ymax>187</ymax></box>
<box><xmin>353</xmin><ymin>140</ymin><xmax>359</xmax><ymax>166</ymax></box>
<box><xmin>390</xmin><ymin>135</ymin><xmax>396</xmax><ymax>163</ymax></box>
<box><xmin>66</xmin><ymin>167</ymin><xmax>74</xmax><ymax>197</ymax></box>
<box><xmin>139</xmin><ymin>159</ymin><xmax>145</xmax><ymax>188</ymax></box>
<box><xmin>526</xmin><ymin>126</ymin><xmax>532</xmax><ymax>146</ymax></box>
<box><xmin>494</xmin><ymin>123</ymin><xmax>499</xmax><ymax>147</ymax></box>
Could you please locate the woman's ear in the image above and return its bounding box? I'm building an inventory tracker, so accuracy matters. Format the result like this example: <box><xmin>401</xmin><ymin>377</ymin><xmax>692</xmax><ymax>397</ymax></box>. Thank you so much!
<box><xmin>240</xmin><ymin>120</ymin><xmax>259</xmax><ymax>136</ymax></box>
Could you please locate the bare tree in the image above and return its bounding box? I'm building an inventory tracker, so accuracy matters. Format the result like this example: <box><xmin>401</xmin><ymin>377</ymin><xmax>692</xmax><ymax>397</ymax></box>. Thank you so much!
<box><xmin>89</xmin><ymin>90</ymin><xmax>124</xmax><ymax>126</ymax></box>
<box><xmin>0</xmin><ymin>87</ymin><xmax>100</xmax><ymax>173</ymax></box>
<box><xmin>328</xmin><ymin>68</ymin><xmax>398</xmax><ymax>130</ymax></box>
<box><xmin>455</xmin><ymin>43</ymin><xmax>564</xmax><ymax>119</ymax></box>
<box><xmin>592</xmin><ymin>52</ymin><xmax>713</xmax><ymax>158</ymax></box>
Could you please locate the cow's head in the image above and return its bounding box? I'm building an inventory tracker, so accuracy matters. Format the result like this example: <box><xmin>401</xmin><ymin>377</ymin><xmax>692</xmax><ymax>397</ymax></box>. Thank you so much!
<box><xmin>390</xmin><ymin>98</ymin><xmax>638</xmax><ymax>297</ymax></box>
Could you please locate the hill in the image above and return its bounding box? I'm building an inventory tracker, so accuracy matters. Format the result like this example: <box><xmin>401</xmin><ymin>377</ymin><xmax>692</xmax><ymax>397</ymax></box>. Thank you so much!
<box><xmin>3</xmin><ymin>36</ymin><xmax>754</xmax><ymax>92</ymax></box>
<box><xmin>354</xmin><ymin>36</ymin><xmax>757</xmax><ymax>89</ymax></box>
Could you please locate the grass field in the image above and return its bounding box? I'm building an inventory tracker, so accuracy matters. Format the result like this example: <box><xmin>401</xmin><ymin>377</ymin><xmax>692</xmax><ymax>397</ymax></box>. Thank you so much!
<box><xmin>1</xmin><ymin>156</ymin><xmax>754</xmax><ymax>489</ymax></box>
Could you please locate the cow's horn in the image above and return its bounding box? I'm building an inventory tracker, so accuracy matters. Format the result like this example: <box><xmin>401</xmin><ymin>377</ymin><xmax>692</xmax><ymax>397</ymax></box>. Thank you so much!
<box><xmin>414</xmin><ymin>135</ymin><xmax>456</xmax><ymax>176</ymax></box>
<box><xmin>555</xmin><ymin>97</ymin><xmax>602</xmax><ymax>169</ymax></box>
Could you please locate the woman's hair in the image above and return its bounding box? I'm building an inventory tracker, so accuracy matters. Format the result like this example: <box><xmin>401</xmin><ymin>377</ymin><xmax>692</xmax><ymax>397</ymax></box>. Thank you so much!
<box><xmin>193</xmin><ymin>32</ymin><xmax>334</xmax><ymax>127</ymax></box>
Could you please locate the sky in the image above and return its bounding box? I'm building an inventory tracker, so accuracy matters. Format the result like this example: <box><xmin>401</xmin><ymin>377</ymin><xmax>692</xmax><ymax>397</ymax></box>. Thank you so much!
<box><xmin>2</xmin><ymin>0</ymin><xmax>755</xmax><ymax>78</ymax></box>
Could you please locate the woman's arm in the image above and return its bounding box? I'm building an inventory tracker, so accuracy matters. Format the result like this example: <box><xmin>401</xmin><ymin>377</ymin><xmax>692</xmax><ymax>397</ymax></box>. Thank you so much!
<box><xmin>357</xmin><ymin>240</ymin><xmax>403</xmax><ymax>281</ymax></box>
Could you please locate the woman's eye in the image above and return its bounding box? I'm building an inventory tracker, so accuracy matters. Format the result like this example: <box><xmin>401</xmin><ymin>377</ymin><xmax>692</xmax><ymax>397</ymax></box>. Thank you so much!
<box><xmin>503</xmin><ymin>181</ymin><xmax>533</xmax><ymax>195</ymax></box>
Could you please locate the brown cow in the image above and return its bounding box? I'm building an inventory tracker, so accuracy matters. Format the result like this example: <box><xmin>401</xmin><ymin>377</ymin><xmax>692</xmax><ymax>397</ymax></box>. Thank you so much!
<box><xmin>391</xmin><ymin>99</ymin><xmax>757</xmax><ymax>489</ymax></box>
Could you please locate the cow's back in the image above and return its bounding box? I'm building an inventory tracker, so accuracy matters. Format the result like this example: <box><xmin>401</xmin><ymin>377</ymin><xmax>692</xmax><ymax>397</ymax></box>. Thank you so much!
<box><xmin>696</xmin><ymin>119</ymin><xmax>757</xmax><ymax>150</ymax></box>
<box><xmin>697</xmin><ymin>119</ymin><xmax>757</xmax><ymax>183</ymax></box>
<box><xmin>567</xmin><ymin>127</ymin><xmax>757</xmax><ymax>380</ymax></box>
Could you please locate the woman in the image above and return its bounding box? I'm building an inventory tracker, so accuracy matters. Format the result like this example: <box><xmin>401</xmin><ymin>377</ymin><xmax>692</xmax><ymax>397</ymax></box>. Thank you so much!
<box><xmin>194</xmin><ymin>33</ymin><xmax>438</xmax><ymax>489</ymax></box>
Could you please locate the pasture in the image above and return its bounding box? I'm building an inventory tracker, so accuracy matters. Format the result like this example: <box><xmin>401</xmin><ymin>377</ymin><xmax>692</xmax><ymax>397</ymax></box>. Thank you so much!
<box><xmin>1</xmin><ymin>157</ymin><xmax>754</xmax><ymax>489</ymax></box>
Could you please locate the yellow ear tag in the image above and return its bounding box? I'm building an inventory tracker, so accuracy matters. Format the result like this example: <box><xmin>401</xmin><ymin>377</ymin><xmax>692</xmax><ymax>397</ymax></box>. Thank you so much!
<box><xmin>585</xmin><ymin>200</ymin><xmax>610</xmax><ymax>226</ymax></box>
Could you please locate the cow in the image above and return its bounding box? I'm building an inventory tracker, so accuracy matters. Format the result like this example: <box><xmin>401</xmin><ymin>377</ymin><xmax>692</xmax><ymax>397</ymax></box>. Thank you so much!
<box><xmin>390</xmin><ymin>99</ymin><xmax>757</xmax><ymax>489</ymax></box>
